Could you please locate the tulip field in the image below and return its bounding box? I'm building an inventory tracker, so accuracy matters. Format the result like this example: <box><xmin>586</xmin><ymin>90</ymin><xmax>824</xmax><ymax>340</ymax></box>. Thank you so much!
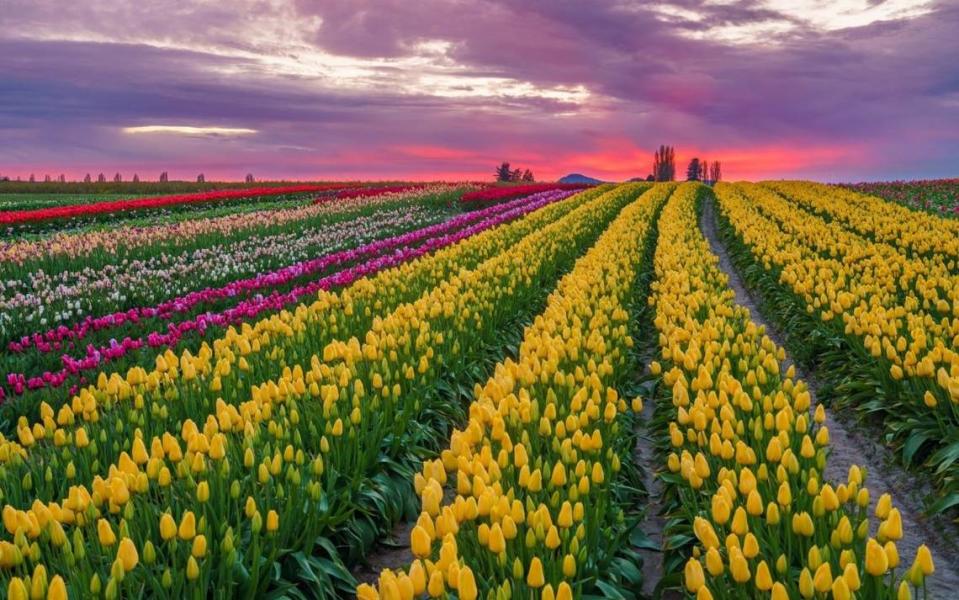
<box><xmin>1</xmin><ymin>179</ymin><xmax>957</xmax><ymax>599</ymax></box>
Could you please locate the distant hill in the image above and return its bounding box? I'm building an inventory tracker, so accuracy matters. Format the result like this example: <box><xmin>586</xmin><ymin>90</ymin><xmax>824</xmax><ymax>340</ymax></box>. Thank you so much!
<box><xmin>558</xmin><ymin>173</ymin><xmax>604</xmax><ymax>184</ymax></box>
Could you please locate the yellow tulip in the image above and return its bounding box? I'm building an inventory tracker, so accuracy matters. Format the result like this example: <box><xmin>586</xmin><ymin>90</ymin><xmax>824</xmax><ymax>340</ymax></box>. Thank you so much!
<box><xmin>192</xmin><ymin>535</ymin><xmax>208</xmax><ymax>558</ymax></box>
<box><xmin>266</xmin><ymin>510</ymin><xmax>279</xmax><ymax>533</ymax></box>
<box><xmin>866</xmin><ymin>538</ymin><xmax>889</xmax><ymax>576</ymax></box>
<box><xmin>47</xmin><ymin>576</ymin><xmax>67</xmax><ymax>600</ymax></box>
<box><xmin>898</xmin><ymin>581</ymin><xmax>912</xmax><ymax>600</ymax></box>
<box><xmin>427</xmin><ymin>570</ymin><xmax>444</xmax><ymax>598</ymax></box>
<box><xmin>410</xmin><ymin>525</ymin><xmax>431</xmax><ymax>558</ymax></box>
<box><xmin>117</xmin><ymin>537</ymin><xmax>139</xmax><ymax>571</ymax></box>
<box><xmin>771</xmin><ymin>582</ymin><xmax>788</xmax><ymax>600</ymax></box>
<box><xmin>7</xmin><ymin>577</ymin><xmax>27</xmax><ymax>600</ymax></box>
<box><xmin>457</xmin><ymin>567</ymin><xmax>477</xmax><ymax>600</ymax></box>
<box><xmin>755</xmin><ymin>560</ymin><xmax>773</xmax><ymax>591</ymax></box>
<box><xmin>685</xmin><ymin>558</ymin><xmax>705</xmax><ymax>592</ymax></box>
<box><xmin>97</xmin><ymin>519</ymin><xmax>117</xmax><ymax>546</ymax></box>
<box><xmin>527</xmin><ymin>557</ymin><xmax>545</xmax><ymax>588</ymax></box>
<box><xmin>178</xmin><ymin>511</ymin><xmax>196</xmax><ymax>540</ymax></box>
<box><xmin>160</xmin><ymin>513</ymin><xmax>177</xmax><ymax>541</ymax></box>
<box><xmin>915</xmin><ymin>544</ymin><xmax>935</xmax><ymax>575</ymax></box>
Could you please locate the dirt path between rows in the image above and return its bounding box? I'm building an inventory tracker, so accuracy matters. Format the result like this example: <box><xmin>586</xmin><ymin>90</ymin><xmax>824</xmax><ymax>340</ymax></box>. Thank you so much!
<box><xmin>635</xmin><ymin>357</ymin><xmax>678</xmax><ymax>598</ymax></box>
<box><xmin>700</xmin><ymin>197</ymin><xmax>959</xmax><ymax>597</ymax></box>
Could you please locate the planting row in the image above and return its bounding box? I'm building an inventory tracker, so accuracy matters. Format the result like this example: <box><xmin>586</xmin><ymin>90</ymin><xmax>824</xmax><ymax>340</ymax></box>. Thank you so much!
<box><xmin>650</xmin><ymin>183</ymin><xmax>933</xmax><ymax>599</ymax></box>
<box><xmin>839</xmin><ymin>179</ymin><xmax>959</xmax><ymax>216</ymax></box>
<box><xmin>0</xmin><ymin>185</ymin><xmax>470</xmax><ymax>284</ymax></box>
<box><xmin>714</xmin><ymin>181</ymin><xmax>959</xmax><ymax>514</ymax></box>
<box><xmin>0</xmin><ymin>184</ymin><xmax>361</xmax><ymax>232</ymax></box>
<box><xmin>0</xmin><ymin>184</ymin><xmax>638</xmax><ymax>598</ymax></box>
<box><xmin>0</xmin><ymin>188</ymin><xmax>583</xmax><ymax>419</ymax></box>
<box><xmin>359</xmin><ymin>182</ymin><xmax>669</xmax><ymax>599</ymax></box>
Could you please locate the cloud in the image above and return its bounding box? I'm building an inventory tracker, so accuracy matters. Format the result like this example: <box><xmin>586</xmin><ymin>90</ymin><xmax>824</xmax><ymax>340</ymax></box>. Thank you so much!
<box><xmin>0</xmin><ymin>0</ymin><xmax>956</xmax><ymax>181</ymax></box>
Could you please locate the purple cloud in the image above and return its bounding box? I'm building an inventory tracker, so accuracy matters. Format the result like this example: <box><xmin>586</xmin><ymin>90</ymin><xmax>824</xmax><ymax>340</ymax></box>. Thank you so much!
<box><xmin>0</xmin><ymin>0</ymin><xmax>956</xmax><ymax>181</ymax></box>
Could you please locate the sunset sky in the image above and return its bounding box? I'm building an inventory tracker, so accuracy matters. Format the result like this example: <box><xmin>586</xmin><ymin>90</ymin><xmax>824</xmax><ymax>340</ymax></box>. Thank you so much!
<box><xmin>2</xmin><ymin>0</ymin><xmax>957</xmax><ymax>182</ymax></box>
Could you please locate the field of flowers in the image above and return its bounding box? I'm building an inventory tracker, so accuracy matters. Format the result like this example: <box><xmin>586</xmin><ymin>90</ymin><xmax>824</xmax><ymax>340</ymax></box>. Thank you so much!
<box><xmin>839</xmin><ymin>179</ymin><xmax>959</xmax><ymax>215</ymax></box>
<box><xmin>0</xmin><ymin>179</ymin><xmax>953</xmax><ymax>598</ymax></box>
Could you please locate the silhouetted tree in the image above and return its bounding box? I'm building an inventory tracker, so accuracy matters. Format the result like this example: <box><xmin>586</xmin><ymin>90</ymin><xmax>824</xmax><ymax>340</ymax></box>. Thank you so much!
<box><xmin>653</xmin><ymin>145</ymin><xmax>675</xmax><ymax>181</ymax></box>
<box><xmin>97</xmin><ymin>173</ymin><xmax>106</xmax><ymax>183</ymax></box>
<box><xmin>495</xmin><ymin>162</ymin><xmax>512</xmax><ymax>182</ymax></box>
<box><xmin>58</xmin><ymin>174</ymin><xmax>66</xmax><ymax>183</ymax></box>
<box><xmin>245</xmin><ymin>173</ymin><xmax>255</xmax><ymax>183</ymax></box>
<box><xmin>29</xmin><ymin>174</ymin><xmax>36</xmax><ymax>183</ymax></box>
<box><xmin>521</xmin><ymin>169</ymin><xmax>535</xmax><ymax>182</ymax></box>
<box><xmin>510</xmin><ymin>168</ymin><xmax>523</xmax><ymax>182</ymax></box>
<box><xmin>132</xmin><ymin>173</ymin><xmax>140</xmax><ymax>183</ymax></box>
<box><xmin>699</xmin><ymin>159</ymin><xmax>708</xmax><ymax>182</ymax></box>
<box><xmin>84</xmin><ymin>173</ymin><xmax>92</xmax><ymax>183</ymax></box>
<box><xmin>44</xmin><ymin>174</ymin><xmax>52</xmax><ymax>182</ymax></box>
<box><xmin>113</xmin><ymin>172</ymin><xmax>122</xmax><ymax>183</ymax></box>
<box><xmin>686</xmin><ymin>158</ymin><xmax>702</xmax><ymax>181</ymax></box>
<box><xmin>709</xmin><ymin>161</ymin><xmax>722</xmax><ymax>183</ymax></box>
<box><xmin>196</xmin><ymin>173</ymin><xmax>205</xmax><ymax>183</ymax></box>
<box><xmin>159</xmin><ymin>171</ymin><xmax>169</xmax><ymax>182</ymax></box>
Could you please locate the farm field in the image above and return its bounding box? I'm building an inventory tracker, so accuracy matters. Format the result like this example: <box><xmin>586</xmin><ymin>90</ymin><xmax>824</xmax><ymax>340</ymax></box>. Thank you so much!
<box><xmin>838</xmin><ymin>180</ymin><xmax>959</xmax><ymax>215</ymax></box>
<box><xmin>0</xmin><ymin>180</ymin><xmax>957</xmax><ymax>599</ymax></box>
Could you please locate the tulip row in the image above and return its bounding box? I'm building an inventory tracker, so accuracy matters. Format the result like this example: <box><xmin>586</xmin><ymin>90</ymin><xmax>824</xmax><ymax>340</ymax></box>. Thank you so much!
<box><xmin>460</xmin><ymin>183</ymin><xmax>590</xmax><ymax>205</ymax></box>
<box><xmin>357</xmin><ymin>182</ymin><xmax>671</xmax><ymax>600</ymax></box>
<box><xmin>648</xmin><ymin>183</ymin><xmax>934</xmax><ymax>599</ymax></box>
<box><xmin>839</xmin><ymin>179</ymin><xmax>959</xmax><ymax>215</ymax></box>
<box><xmin>762</xmin><ymin>181</ymin><xmax>959</xmax><ymax>260</ymax></box>
<box><xmin>1</xmin><ymin>204</ymin><xmax>442</xmax><ymax>347</ymax></box>
<box><xmin>0</xmin><ymin>185</ymin><xmax>611</xmax><ymax>509</ymax></box>
<box><xmin>713</xmin><ymin>181</ymin><xmax>959</xmax><ymax>513</ymax></box>
<box><xmin>0</xmin><ymin>184</ymin><xmax>356</xmax><ymax>229</ymax></box>
<box><xmin>2</xmin><ymin>190</ymin><xmax>561</xmax><ymax>397</ymax></box>
<box><xmin>0</xmin><ymin>186</ymin><xmax>591</xmax><ymax>444</ymax></box>
<box><xmin>0</xmin><ymin>185</ymin><xmax>471</xmax><ymax>282</ymax></box>
<box><xmin>0</xmin><ymin>184</ymin><xmax>639</xmax><ymax>598</ymax></box>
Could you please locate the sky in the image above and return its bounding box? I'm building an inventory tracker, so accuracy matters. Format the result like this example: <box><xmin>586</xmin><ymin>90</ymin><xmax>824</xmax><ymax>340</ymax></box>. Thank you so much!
<box><xmin>1</xmin><ymin>0</ymin><xmax>957</xmax><ymax>182</ymax></box>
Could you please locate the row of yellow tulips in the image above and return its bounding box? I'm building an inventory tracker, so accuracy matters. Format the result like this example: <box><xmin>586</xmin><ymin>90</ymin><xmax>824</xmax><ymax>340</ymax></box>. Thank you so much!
<box><xmin>762</xmin><ymin>181</ymin><xmax>959</xmax><ymax>259</ymax></box>
<box><xmin>0</xmin><ymin>185</ymin><xmax>614</xmax><ymax>510</ymax></box>
<box><xmin>649</xmin><ymin>183</ymin><xmax>933</xmax><ymax>599</ymax></box>
<box><xmin>357</xmin><ymin>183</ymin><xmax>672</xmax><ymax>599</ymax></box>
<box><xmin>0</xmin><ymin>185</ymin><xmax>643</xmax><ymax>597</ymax></box>
<box><xmin>713</xmin><ymin>181</ymin><xmax>959</xmax><ymax>511</ymax></box>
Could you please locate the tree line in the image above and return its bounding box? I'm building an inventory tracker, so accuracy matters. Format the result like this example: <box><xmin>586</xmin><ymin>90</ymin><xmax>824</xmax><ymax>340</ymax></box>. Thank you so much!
<box><xmin>651</xmin><ymin>145</ymin><xmax>721</xmax><ymax>184</ymax></box>
<box><xmin>0</xmin><ymin>172</ymin><xmax>258</xmax><ymax>184</ymax></box>
<box><xmin>494</xmin><ymin>162</ymin><xmax>535</xmax><ymax>182</ymax></box>
<box><xmin>492</xmin><ymin>146</ymin><xmax>721</xmax><ymax>185</ymax></box>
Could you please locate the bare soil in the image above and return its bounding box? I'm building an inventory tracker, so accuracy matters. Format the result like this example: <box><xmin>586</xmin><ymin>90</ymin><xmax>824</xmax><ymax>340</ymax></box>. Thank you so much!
<box><xmin>700</xmin><ymin>197</ymin><xmax>959</xmax><ymax>596</ymax></box>
<box><xmin>352</xmin><ymin>520</ymin><xmax>415</xmax><ymax>585</ymax></box>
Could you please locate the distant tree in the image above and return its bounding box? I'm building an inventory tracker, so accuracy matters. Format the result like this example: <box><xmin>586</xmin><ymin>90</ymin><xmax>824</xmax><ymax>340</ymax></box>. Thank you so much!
<box><xmin>645</xmin><ymin>174</ymin><xmax>655</xmax><ymax>182</ymax></box>
<box><xmin>84</xmin><ymin>173</ymin><xmax>92</xmax><ymax>183</ymax></box>
<box><xmin>16</xmin><ymin>176</ymin><xmax>21</xmax><ymax>182</ymax></box>
<box><xmin>29</xmin><ymin>173</ymin><xmax>36</xmax><ymax>183</ymax></box>
<box><xmin>653</xmin><ymin>145</ymin><xmax>675</xmax><ymax>182</ymax></box>
<box><xmin>495</xmin><ymin>162</ymin><xmax>512</xmax><ymax>182</ymax></box>
<box><xmin>114</xmin><ymin>172</ymin><xmax>122</xmax><ymax>183</ymax></box>
<box><xmin>159</xmin><ymin>171</ymin><xmax>169</xmax><ymax>182</ymax></box>
<box><xmin>245</xmin><ymin>173</ymin><xmax>255</xmax><ymax>183</ymax></box>
<box><xmin>44</xmin><ymin>174</ymin><xmax>52</xmax><ymax>182</ymax></box>
<box><xmin>510</xmin><ymin>168</ymin><xmax>523</xmax><ymax>182</ymax></box>
<box><xmin>709</xmin><ymin>161</ymin><xmax>722</xmax><ymax>183</ymax></box>
<box><xmin>58</xmin><ymin>174</ymin><xmax>66</xmax><ymax>183</ymax></box>
<box><xmin>699</xmin><ymin>159</ymin><xmax>708</xmax><ymax>182</ymax></box>
<box><xmin>686</xmin><ymin>158</ymin><xmax>701</xmax><ymax>181</ymax></box>
<box><xmin>97</xmin><ymin>173</ymin><xmax>106</xmax><ymax>183</ymax></box>
<box><xmin>521</xmin><ymin>169</ymin><xmax>535</xmax><ymax>182</ymax></box>
<box><xmin>196</xmin><ymin>173</ymin><xmax>205</xmax><ymax>183</ymax></box>
<box><xmin>132</xmin><ymin>173</ymin><xmax>140</xmax><ymax>183</ymax></box>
